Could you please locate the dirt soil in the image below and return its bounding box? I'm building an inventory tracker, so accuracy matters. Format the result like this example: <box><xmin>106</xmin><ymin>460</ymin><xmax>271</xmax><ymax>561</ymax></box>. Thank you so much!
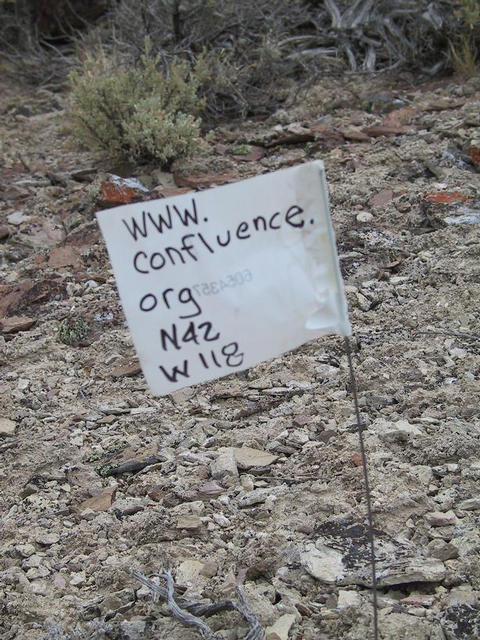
<box><xmin>0</xmin><ymin>72</ymin><xmax>479</xmax><ymax>640</ymax></box>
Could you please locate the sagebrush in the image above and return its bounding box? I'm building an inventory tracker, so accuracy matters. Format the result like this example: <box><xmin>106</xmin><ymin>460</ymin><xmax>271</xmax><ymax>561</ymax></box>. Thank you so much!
<box><xmin>68</xmin><ymin>43</ymin><xmax>207</xmax><ymax>165</ymax></box>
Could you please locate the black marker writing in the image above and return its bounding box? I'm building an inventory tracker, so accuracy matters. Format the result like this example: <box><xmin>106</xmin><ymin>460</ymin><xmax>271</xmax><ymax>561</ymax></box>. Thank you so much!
<box><xmin>123</xmin><ymin>199</ymin><xmax>199</xmax><ymax>241</ymax></box>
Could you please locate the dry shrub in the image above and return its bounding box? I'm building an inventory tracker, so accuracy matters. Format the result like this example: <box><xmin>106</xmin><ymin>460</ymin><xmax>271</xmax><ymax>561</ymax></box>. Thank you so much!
<box><xmin>68</xmin><ymin>41</ymin><xmax>207</xmax><ymax>165</ymax></box>
<box><xmin>0</xmin><ymin>0</ymin><xmax>110</xmax><ymax>87</ymax></box>
<box><xmin>450</xmin><ymin>0</ymin><xmax>480</xmax><ymax>78</ymax></box>
<box><xmin>87</xmin><ymin>0</ymin><xmax>472</xmax><ymax>117</ymax></box>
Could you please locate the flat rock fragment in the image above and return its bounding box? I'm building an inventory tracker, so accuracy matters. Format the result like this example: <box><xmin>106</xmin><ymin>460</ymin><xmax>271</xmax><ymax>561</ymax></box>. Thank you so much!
<box><xmin>265</xmin><ymin>613</ymin><xmax>296</xmax><ymax>640</ymax></box>
<box><xmin>0</xmin><ymin>316</ymin><xmax>36</xmax><ymax>333</ymax></box>
<box><xmin>342</xmin><ymin>558</ymin><xmax>446</xmax><ymax>587</ymax></box>
<box><xmin>0</xmin><ymin>418</ymin><xmax>17</xmax><ymax>436</ymax></box>
<box><xmin>210</xmin><ymin>449</ymin><xmax>238</xmax><ymax>484</ymax></box>
<box><xmin>232</xmin><ymin>446</ymin><xmax>278</xmax><ymax>469</ymax></box>
<box><xmin>78</xmin><ymin>487</ymin><xmax>117</xmax><ymax>512</ymax></box>
<box><xmin>300</xmin><ymin>544</ymin><xmax>344</xmax><ymax>584</ymax></box>
<box><xmin>111</xmin><ymin>358</ymin><xmax>141</xmax><ymax>378</ymax></box>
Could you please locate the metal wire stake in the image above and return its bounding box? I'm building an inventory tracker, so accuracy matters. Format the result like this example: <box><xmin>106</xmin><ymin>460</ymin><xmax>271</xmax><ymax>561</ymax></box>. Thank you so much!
<box><xmin>344</xmin><ymin>336</ymin><xmax>379</xmax><ymax>640</ymax></box>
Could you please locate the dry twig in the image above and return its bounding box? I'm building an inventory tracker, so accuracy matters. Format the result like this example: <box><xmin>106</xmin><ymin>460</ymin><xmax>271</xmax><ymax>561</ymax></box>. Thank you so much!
<box><xmin>133</xmin><ymin>569</ymin><xmax>264</xmax><ymax>640</ymax></box>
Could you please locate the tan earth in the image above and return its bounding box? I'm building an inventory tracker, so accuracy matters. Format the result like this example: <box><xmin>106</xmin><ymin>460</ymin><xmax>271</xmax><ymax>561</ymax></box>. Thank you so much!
<box><xmin>1</xmin><ymin>72</ymin><xmax>479</xmax><ymax>640</ymax></box>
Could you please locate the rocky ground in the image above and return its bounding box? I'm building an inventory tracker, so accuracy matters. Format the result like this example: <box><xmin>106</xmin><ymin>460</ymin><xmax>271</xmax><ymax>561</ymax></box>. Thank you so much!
<box><xmin>0</xmin><ymin>72</ymin><xmax>479</xmax><ymax>640</ymax></box>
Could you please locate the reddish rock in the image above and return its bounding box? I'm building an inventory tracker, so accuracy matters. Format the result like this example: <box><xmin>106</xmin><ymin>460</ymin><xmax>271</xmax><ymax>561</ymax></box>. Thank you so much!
<box><xmin>0</xmin><ymin>282</ymin><xmax>33</xmax><ymax>318</ymax></box>
<box><xmin>48</xmin><ymin>246</ymin><xmax>82</xmax><ymax>268</ymax></box>
<box><xmin>351</xmin><ymin>453</ymin><xmax>363</xmax><ymax>467</ymax></box>
<box><xmin>0</xmin><ymin>163</ymin><xmax>26</xmax><ymax>180</ymax></box>
<box><xmin>0</xmin><ymin>225</ymin><xmax>10</xmax><ymax>240</ymax></box>
<box><xmin>382</xmin><ymin>107</ymin><xmax>417</xmax><ymax>127</ymax></box>
<box><xmin>363</xmin><ymin>125</ymin><xmax>407</xmax><ymax>137</ymax></box>
<box><xmin>97</xmin><ymin>181</ymin><xmax>141</xmax><ymax>208</ymax></box>
<box><xmin>174</xmin><ymin>169</ymin><xmax>238</xmax><ymax>189</ymax></box>
<box><xmin>310</xmin><ymin>124</ymin><xmax>345</xmax><ymax>149</ymax></box>
<box><xmin>74</xmin><ymin>272</ymin><xmax>107</xmax><ymax>284</ymax></box>
<box><xmin>78</xmin><ymin>487</ymin><xmax>117</xmax><ymax>512</ymax></box>
<box><xmin>424</xmin><ymin>192</ymin><xmax>469</xmax><ymax>205</ymax></box>
<box><xmin>339</xmin><ymin>127</ymin><xmax>370</xmax><ymax>142</ymax></box>
<box><xmin>470</xmin><ymin>145</ymin><xmax>480</xmax><ymax>168</ymax></box>
<box><xmin>111</xmin><ymin>357</ymin><xmax>141</xmax><ymax>378</ymax></box>
<box><xmin>0</xmin><ymin>316</ymin><xmax>36</xmax><ymax>334</ymax></box>
<box><xmin>0</xmin><ymin>277</ymin><xmax>66</xmax><ymax>318</ymax></box>
<box><xmin>0</xmin><ymin>185</ymin><xmax>30</xmax><ymax>201</ymax></box>
<box><xmin>369</xmin><ymin>190</ymin><xmax>394</xmax><ymax>208</ymax></box>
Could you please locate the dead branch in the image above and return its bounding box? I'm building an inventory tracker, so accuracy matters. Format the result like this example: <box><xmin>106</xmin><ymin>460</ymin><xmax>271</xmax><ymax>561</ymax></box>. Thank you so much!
<box><xmin>133</xmin><ymin>569</ymin><xmax>264</xmax><ymax>640</ymax></box>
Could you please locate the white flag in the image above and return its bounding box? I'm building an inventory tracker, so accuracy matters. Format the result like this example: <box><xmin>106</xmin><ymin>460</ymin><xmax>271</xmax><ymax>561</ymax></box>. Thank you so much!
<box><xmin>97</xmin><ymin>161</ymin><xmax>351</xmax><ymax>395</ymax></box>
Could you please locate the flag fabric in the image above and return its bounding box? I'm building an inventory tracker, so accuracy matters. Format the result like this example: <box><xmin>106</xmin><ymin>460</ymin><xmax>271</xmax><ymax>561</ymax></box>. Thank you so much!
<box><xmin>97</xmin><ymin>161</ymin><xmax>351</xmax><ymax>395</ymax></box>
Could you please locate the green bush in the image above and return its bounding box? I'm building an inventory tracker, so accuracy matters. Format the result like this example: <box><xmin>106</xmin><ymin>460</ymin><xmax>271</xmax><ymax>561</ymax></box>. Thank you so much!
<box><xmin>68</xmin><ymin>42</ymin><xmax>207</xmax><ymax>165</ymax></box>
<box><xmin>58</xmin><ymin>317</ymin><xmax>90</xmax><ymax>346</ymax></box>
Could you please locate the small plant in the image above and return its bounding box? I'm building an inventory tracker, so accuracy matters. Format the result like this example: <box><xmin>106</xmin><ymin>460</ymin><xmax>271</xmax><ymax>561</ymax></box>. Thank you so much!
<box><xmin>450</xmin><ymin>0</ymin><xmax>480</xmax><ymax>77</ymax></box>
<box><xmin>69</xmin><ymin>39</ymin><xmax>208</xmax><ymax>166</ymax></box>
<box><xmin>58</xmin><ymin>317</ymin><xmax>90</xmax><ymax>346</ymax></box>
<box><xmin>231</xmin><ymin>144</ymin><xmax>253</xmax><ymax>155</ymax></box>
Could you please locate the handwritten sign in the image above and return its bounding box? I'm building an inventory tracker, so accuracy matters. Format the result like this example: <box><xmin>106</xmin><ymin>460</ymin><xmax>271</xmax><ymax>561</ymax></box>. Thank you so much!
<box><xmin>97</xmin><ymin>161</ymin><xmax>351</xmax><ymax>395</ymax></box>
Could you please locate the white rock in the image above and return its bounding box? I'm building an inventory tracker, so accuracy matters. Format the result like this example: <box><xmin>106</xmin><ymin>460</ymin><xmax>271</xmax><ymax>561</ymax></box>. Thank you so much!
<box><xmin>337</xmin><ymin>590</ymin><xmax>362</xmax><ymax>608</ymax></box>
<box><xmin>300</xmin><ymin>544</ymin><xmax>344</xmax><ymax>584</ymax></box>
<box><xmin>70</xmin><ymin>570</ymin><xmax>86</xmax><ymax>586</ymax></box>
<box><xmin>445</xmin><ymin>586</ymin><xmax>478</xmax><ymax>608</ymax></box>
<box><xmin>210</xmin><ymin>449</ymin><xmax>238</xmax><ymax>484</ymax></box>
<box><xmin>7</xmin><ymin>211</ymin><xmax>31</xmax><ymax>226</ymax></box>
<box><xmin>265</xmin><ymin>613</ymin><xmax>296</xmax><ymax>640</ymax></box>
<box><xmin>176</xmin><ymin>560</ymin><xmax>205</xmax><ymax>587</ymax></box>
<box><xmin>15</xmin><ymin>543</ymin><xmax>35</xmax><ymax>558</ymax></box>
<box><xmin>213</xmin><ymin>513</ymin><xmax>230</xmax><ymax>527</ymax></box>
<box><xmin>28</xmin><ymin>580</ymin><xmax>49</xmax><ymax>595</ymax></box>
<box><xmin>457</xmin><ymin>498</ymin><xmax>480</xmax><ymax>511</ymax></box>
<box><xmin>371</xmin><ymin>418</ymin><xmax>423</xmax><ymax>442</ymax></box>
<box><xmin>0</xmin><ymin>418</ymin><xmax>17</xmax><ymax>436</ymax></box>
<box><xmin>233</xmin><ymin>447</ymin><xmax>278</xmax><ymax>469</ymax></box>
<box><xmin>356</xmin><ymin>211</ymin><xmax>373</xmax><ymax>223</ymax></box>
<box><xmin>35</xmin><ymin>533</ymin><xmax>60</xmax><ymax>546</ymax></box>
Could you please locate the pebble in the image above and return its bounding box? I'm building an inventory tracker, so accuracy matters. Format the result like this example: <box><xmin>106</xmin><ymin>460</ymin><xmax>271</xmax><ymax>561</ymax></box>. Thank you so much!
<box><xmin>119</xmin><ymin>620</ymin><xmax>147</xmax><ymax>640</ymax></box>
<box><xmin>175</xmin><ymin>559</ymin><xmax>205</xmax><ymax>587</ymax></box>
<box><xmin>78</xmin><ymin>487</ymin><xmax>117</xmax><ymax>512</ymax></box>
<box><xmin>199</xmin><ymin>561</ymin><xmax>218</xmax><ymax>578</ymax></box>
<box><xmin>70</xmin><ymin>570</ymin><xmax>86</xmax><ymax>586</ymax></box>
<box><xmin>175</xmin><ymin>515</ymin><xmax>203</xmax><ymax>531</ymax></box>
<box><xmin>265</xmin><ymin>613</ymin><xmax>296</xmax><ymax>640</ymax></box>
<box><xmin>372</xmin><ymin>418</ymin><xmax>423</xmax><ymax>442</ymax></box>
<box><xmin>0</xmin><ymin>316</ymin><xmax>35</xmax><ymax>334</ymax></box>
<box><xmin>424</xmin><ymin>511</ymin><xmax>457</xmax><ymax>527</ymax></box>
<box><xmin>7</xmin><ymin>211</ymin><xmax>31</xmax><ymax>225</ymax></box>
<box><xmin>0</xmin><ymin>418</ymin><xmax>17</xmax><ymax>437</ymax></box>
<box><xmin>35</xmin><ymin>533</ymin><xmax>60</xmax><ymax>546</ymax></box>
<box><xmin>457</xmin><ymin>498</ymin><xmax>480</xmax><ymax>511</ymax></box>
<box><xmin>356</xmin><ymin>211</ymin><xmax>373</xmax><ymax>223</ymax></box>
<box><xmin>15</xmin><ymin>543</ymin><xmax>35</xmax><ymax>558</ymax></box>
<box><xmin>427</xmin><ymin>540</ymin><xmax>458</xmax><ymax>561</ymax></box>
<box><xmin>233</xmin><ymin>446</ymin><xmax>278</xmax><ymax>469</ymax></box>
<box><xmin>210</xmin><ymin>449</ymin><xmax>239</xmax><ymax>484</ymax></box>
<box><xmin>445</xmin><ymin>586</ymin><xmax>478</xmax><ymax>608</ymax></box>
<box><xmin>337</xmin><ymin>590</ymin><xmax>362</xmax><ymax>608</ymax></box>
<box><xmin>237</xmin><ymin>486</ymin><xmax>287</xmax><ymax>508</ymax></box>
<box><xmin>29</xmin><ymin>580</ymin><xmax>48</xmax><ymax>596</ymax></box>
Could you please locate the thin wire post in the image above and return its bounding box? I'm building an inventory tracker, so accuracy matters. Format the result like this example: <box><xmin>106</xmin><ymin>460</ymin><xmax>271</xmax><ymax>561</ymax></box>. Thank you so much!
<box><xmin>344</xmin><ymin>336</ymin><xmax>379</xmax><ymax>640</ymax></box>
